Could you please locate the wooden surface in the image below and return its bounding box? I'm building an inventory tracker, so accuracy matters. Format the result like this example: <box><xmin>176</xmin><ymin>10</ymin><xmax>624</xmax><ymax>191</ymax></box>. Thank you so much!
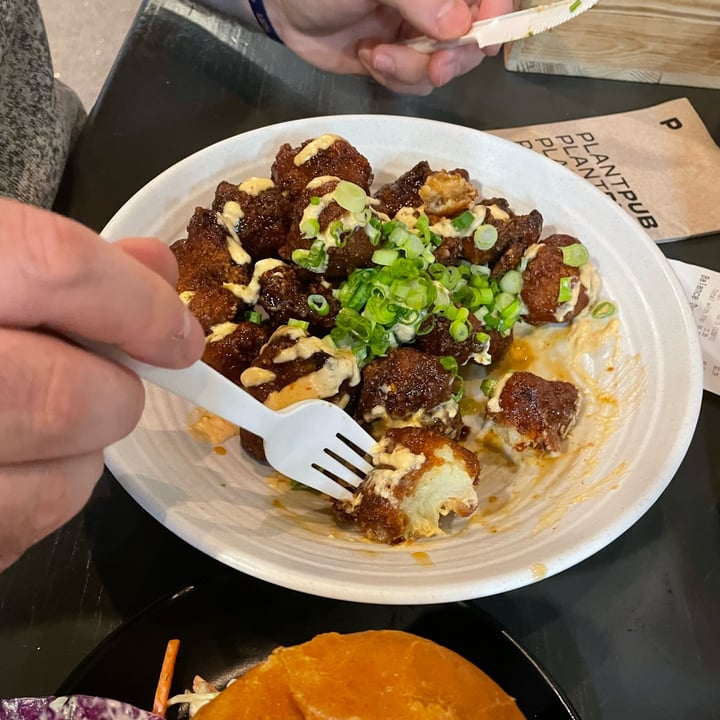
<box><xmin>504</xmin><ymin>0</ymin><xmax>720</xmax><ymax>89</ymax></box>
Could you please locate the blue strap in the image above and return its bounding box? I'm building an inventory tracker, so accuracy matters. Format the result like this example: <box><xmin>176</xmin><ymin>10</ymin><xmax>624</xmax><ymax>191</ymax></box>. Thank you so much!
<box><xmin>248</xmin><ymin>0</ymin><xmax>284</xmax><ymax>43</ymax></box>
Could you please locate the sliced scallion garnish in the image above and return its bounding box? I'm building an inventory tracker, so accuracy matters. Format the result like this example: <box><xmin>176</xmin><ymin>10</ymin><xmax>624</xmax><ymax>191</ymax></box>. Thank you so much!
<box><xmin>451</xmin><ymin>210</ymin><xmax>474</xmax><ymax>231</ymax></box>
<box><xmin>557</xmin><ymin>276</ymin><xmax>573</xmax><ymax>303</ymax></box>
<box><xmin>592</xmin><ymin>301</ymin><xmax>616</xmax><ymax>318</ymax></box>
<box><xmin>245</xmin><ymin>310</ymin><xmax>262</xmax><ymax>324</ymax></box>
<box><xmin>292</xmin><ymin>238</ymin><xmax>328</xmax><ymax>273</ymax></box>
<box><xmin>499</xmin><ymin>270</ymin><xmax>523</xmax><ymax>294</ymax></box>
<box><xmin>328</xmin><ymin>220</ymin><xmax>345</xmax><ymax>243</ymax></box>
<box><xmin>334</xmin><ymin>180</ymin><xmax>367</xmax><ymax>214</ymax></box>
<box><xmin>561</xmin><ymin>243</ymin><xmax>589</xmax><ymax>267</ymax></box>
<box><xmin>473</xmin><ymin>224</ymin><xmax>498</xmax><ymax>251</ymax></box>
<box><xmin>307</xmin><ymin>294</ymin><xmax>330</xmax><ymax>316</ymax></box>
<box><xmin>372</xmin><ymin>248</ymin><xmax>399</xmax><ymax>266</ymax></box>
<box><xmin>480</xmin><ymin>377</ymin><xmax>497</xmax><ymax>397</ymax></box>
<box><xmin>300</xmin><ymin>217</ymin><xmax>320</xmax><ymax>239</ymax></box>
<box><xmin>439</xmin><ymin>355</ymin><xmax>459</xmax><ymax>375</ymax></box>
<box><xmin>287</xmin><ymin>318</ymin><xmax>310</xmax><ymax>330</ymax></box>
<box><xmin>449</xmin><ymin>318</ymin><xmax>470</xmax><ymax>342</ymax></box>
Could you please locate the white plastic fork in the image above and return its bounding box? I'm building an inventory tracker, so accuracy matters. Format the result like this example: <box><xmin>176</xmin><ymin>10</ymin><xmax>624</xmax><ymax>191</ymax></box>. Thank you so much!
<box><xmin>87</xmin><ymin>342</ymin><xmax>376</xmax><ymax>500</ymax></box>
<box><xmin>404</xmin><ymin>0</ymin><xmax>601</xmax><ymax>54</ymax></box>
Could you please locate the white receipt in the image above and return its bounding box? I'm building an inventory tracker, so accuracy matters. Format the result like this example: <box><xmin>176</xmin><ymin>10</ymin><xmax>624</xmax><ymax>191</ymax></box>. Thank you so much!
<box><xmin>668</xmin><ymin>259</ymin><xmax>720</xmax><ymax>395</ymax></box>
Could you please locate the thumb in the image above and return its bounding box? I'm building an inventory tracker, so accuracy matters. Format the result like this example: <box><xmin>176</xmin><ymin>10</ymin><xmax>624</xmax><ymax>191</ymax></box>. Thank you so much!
<box><xmin>383</xmin><ymin>0</ymin><xmax>472</xmax><ymax>40</ymax></box>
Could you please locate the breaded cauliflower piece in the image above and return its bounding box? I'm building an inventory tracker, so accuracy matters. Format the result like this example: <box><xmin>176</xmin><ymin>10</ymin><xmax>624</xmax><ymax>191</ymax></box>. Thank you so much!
<box><xmin>485</xmin><ymin>371</ymin><xmax>580</xmax><ymax>453</ymax></box>
<box><xmin>334</xmin><ymin>427</ymin><xmax>480</xmax><ymax>544</ymax></box>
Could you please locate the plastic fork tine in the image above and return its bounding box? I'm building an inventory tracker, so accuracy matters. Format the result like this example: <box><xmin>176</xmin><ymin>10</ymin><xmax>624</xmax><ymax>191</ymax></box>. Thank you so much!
<box><xmin>294</xmin><ymin>466</ymin><xmax>356</xmax><ymax>501</ymax></box>
<box><xmin>316</xmin><ymin>450</ymin><xmax>367</xmax><ymax>488</ymax></box>
<box><xmin>335</xmin><ymin>425</ymin><xmax>377</xmax><ymax>463</ymax></box>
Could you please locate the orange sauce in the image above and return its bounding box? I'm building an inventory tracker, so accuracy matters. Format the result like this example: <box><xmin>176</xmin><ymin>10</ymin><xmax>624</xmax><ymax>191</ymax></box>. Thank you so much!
<box><xmin>412</xmin><ymin>551</ymin><xmax>433</xmax><ymax>566</ymax></box>
<box><xmin>213</xmin><ymin>445</ymin><xmax>227</xmax><ymax>456</ymax></box>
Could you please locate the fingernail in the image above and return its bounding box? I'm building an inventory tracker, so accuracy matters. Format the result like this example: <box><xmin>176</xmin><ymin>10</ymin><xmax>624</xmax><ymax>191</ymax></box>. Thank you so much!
<box><xmin>357</xmin><ymin>47</ymin><xmax>372</xmax><ymax>67</ymax></box>
<box><xmin>437</xmin><ymin>0</ymin><xmax>459</xmax><ymax>21</ymax></box>
<box><xmin>436</xmin><ymin>0</ymin><xmax>471</xmax><ymax>34</ymax></box>
<box><xmin>373</xmin><ymin>53</ymin><xmax>396</xmax><ymax>76</ymax></box>
<box><xmin>173</xmin><ymin>304</ymin><xmax>194</xmax><ymax>341</ymax></box>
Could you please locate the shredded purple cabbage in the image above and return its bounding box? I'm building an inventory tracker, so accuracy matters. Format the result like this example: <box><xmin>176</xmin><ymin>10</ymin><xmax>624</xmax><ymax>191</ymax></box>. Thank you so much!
<box><xmin>0</xmin><ymin>696</ymin><xmax>163</xmax><ymax>720</ymax></box>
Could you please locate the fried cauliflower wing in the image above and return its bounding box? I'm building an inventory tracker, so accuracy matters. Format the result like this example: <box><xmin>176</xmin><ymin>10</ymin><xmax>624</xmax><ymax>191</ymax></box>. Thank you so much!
<box><xmin>334</xmin><ymin>427</ymin><xmax>480</xmax><ymax>544</ymax></box>
<box><xmin>485</xmin><ymin>371</ymin><xmax>580</xmax><ymax>453</ymax></box>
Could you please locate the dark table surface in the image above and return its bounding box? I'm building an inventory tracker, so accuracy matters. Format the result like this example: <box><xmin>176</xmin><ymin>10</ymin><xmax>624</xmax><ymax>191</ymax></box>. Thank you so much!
<box><xmin>1</xmin><ymin>0</ymin><xmax>719</xmax><ymax>717</ymax></box>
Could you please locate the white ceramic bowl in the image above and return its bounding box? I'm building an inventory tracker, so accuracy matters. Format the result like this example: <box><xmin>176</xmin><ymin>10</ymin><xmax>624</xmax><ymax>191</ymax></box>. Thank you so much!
<box><xmin>102</xmin><ymin>115</ymin><xmax>703</xmax><ymax>604</ymax></box>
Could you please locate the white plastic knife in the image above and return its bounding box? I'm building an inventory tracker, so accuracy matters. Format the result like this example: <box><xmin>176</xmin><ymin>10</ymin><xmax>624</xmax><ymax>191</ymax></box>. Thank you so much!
<box><xmin>404</xmin><ymin>0</ymin><xmax>600</xmax><ymax>53</ymax></box>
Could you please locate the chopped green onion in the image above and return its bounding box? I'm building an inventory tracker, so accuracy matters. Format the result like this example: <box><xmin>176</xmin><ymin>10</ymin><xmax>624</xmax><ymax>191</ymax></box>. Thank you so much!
<box><xmin>473</xmin><ymin>224</ymin><xmax>498</xmax><ymax>251</ymax></box>
<box><xmin>439</xmin><ymin>355</ymin><xmax>459</xmax><ymax>375</ymax></box>
<box><xmin>307</xmin><ymin>294</ymin><xmax>330</xmax><ymax>316</ymax></box>
<box><xmin>558</xmin><ymin>276</ymin><xmax>573</xmax><ymax>303</ymax></box>
<box><xmin>499</xmin><ymin>270</ymin><xmax>523</xmax><ymax>294</ymax></box>
<box><xmin>452</xmin><ymin>378</ymin><xmax>465</xmax><ymax>402</ymax></box>
<box><xmin>452</xmin><ymin>285</ymin><xmax>484</xmax><ymax>310</ymax></box>
<box><xmin>449</xmin><ymin>318</ymin><xmax>470</xmax><ymax>342</ymax></box>
<box><xmin>476</xmin><ymin>287</ymin><xmax>494</xmax><ymax>305</ymax></box>
<box><xmin>451</xmin><ymin>210</ymin><xmax>475</xmax><ymax>231</ymax></box>
<box><xmin>388</xmin><ymin>224</ymin><xmax>413</xmax><ymax>247</ymax></box>
<box><xmin>470</xmin><ymin>263</ymin><xmax>491</xmax><ymax>277</ymax></box>
<box><xmin>288</xmin><ymin>318</ymin><xmax>309</xmax><ymax>331</ymax></box>
<box><xmin>334</xmin><ymin>180</ymin><xmax>367</xmax><ymax>214</ymax></box>
<box><xmin>481</xmin><ymin>378</ymin><xmax>497</xmax><ymax>397</ymax></box>
<box><xmin>372</xmin><ymin>248</ymin><xmax>399</xmax><ymax>266</ymax></box>
<box><xmin>447</xmin><ymin>266</ymin><xmax>466</xmax><ymax>291</ymax></box>
<box><xmin>416</xmin><ymin>315</ymin><xmax>435</xmax><ymax>336</ymax></box>
<box><xmin>245</xmin><ymin>310</ymin><xmax>262</xmax><ymax>324</ymax></box>
<box><xmin>292</xmin><ymin>239</ymin><xmax>328</xmax><ymax>273</ymax></box>
<box><xmin>501</xmin><ymin>298</ymin><xmax>522</xmax><ymax>321</ymax></box>
<box><xmin>309</xmin><ymin>196</ymin><xmax>321</xmax><ymax>205</ymax></box>
<box><xmin>363</xmin><ymin>295</ymin><xmax>397</xmax><ymax>325</ymax></box>
<box><xmin>365</xmin><ymin>220</ymin><xmax>381</xmax><ymax>245</ymax></box>
<box><xmin>570</xmin><ymin>0</ymin><xmax>581</xmax><ymax>11</ymax></box>
<box><xmin>416</xmin><ymin>214</ymin><xmax>441</xmax><ymax>246</ymax></box>
<box><xmin>592</xmin><ymin>301</ymin><xmax>616</xmax><ymax>319</ymax></box>
<box><xmin>300</xmin><ymin>217</ymin><xmax>320</xmax><ymax>239</ymax></box>
<box><xmin>475</xmin><ymin>331</ymin><xmax>490</xmax><ymax>344</ymax></box>
<box><xmin>561</xmin><ymin>243</ymin><xmax>589</xmax><ymax>267</ymax></box>
<box><xmin>494</xmin><ymin>292</ymin><xmax>515</xmax><ymax>313</ymax></box>
<box><xmin>328</xmin><ymin>220</ymin><xmax>344</xmax><ymax>243</ymax></box>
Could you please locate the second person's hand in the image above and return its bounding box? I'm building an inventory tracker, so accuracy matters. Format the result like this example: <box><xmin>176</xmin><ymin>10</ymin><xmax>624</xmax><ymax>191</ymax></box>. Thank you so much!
<box><xmin>260</xmin><ymin>0</ymin><xmax>514</xmax><ymax>95</ymax></box>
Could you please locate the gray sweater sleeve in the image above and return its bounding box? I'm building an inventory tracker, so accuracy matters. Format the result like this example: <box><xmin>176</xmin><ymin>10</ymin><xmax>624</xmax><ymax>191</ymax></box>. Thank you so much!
<box><xmin>0</xmin><ymin>0</ymin><xmax>86</xmax><ymax>208</ymax></box>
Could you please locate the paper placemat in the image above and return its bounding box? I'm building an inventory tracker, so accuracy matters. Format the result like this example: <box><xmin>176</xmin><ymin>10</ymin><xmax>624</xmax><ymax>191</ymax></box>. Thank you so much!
<box><xmin>490</xmin><ymin>98</ymin><xmax>720</xmax><ymax>244</ymax></box>
<box><xmin>669</xmin><ymin>259</ymin><xmax>720</xmax><ymax>396</ymax></box>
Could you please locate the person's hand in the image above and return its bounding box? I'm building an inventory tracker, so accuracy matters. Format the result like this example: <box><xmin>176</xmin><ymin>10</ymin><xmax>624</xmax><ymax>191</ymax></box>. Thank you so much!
<box><xmin>0</xmin><ymin>199</ymin><xmax>205</xmax><ymax>571</ymax></box>
<box><xmin>267</xmin><ymin>0</ymin><xmax>514</xmax><ymax>95</ymax></box>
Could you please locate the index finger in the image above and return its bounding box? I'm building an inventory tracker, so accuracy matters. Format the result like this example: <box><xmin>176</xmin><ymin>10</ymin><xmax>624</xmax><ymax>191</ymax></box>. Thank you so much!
<box><xmin>0</xmin><ymin>199</ymin><xmax>204</xmax><ymax>368</ymax></box>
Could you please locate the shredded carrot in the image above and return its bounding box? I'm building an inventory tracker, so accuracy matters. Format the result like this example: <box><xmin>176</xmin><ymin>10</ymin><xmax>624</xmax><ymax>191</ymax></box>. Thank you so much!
<box><xmin>153</xmin><ymin>638</ymin><xmax>181</xmax><ymax>717</ymax></box>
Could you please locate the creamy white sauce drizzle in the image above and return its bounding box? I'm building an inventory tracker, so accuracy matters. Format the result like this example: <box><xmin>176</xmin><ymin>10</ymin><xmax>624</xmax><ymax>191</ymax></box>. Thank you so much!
<box><xmin>293</xmin><ymin>134</ymin><xmax>341</xmax><ymax>165</ymax></box>
<box><xmin>206</xmin><ymin>321</ymin><xmax>238</xmax><ymax>343</ymax></box>
<box><xmin>365</xmin><ymin>439</ymin><xmax>426</xmax><ymax>501</ymax></box>
<box><xmin>223</xmin><ymin>258</ymin><xmax>286</xmax><ymax>304</ymax></box>
<box><xmin>429</xmin><ymin>204</ymin><xmax>487</xmax><ymax>238</ymax></box>
<box><xmin>238</xmin><ymin>177</ymin><xmax>274</xmax><ymax>196</ymax></box>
